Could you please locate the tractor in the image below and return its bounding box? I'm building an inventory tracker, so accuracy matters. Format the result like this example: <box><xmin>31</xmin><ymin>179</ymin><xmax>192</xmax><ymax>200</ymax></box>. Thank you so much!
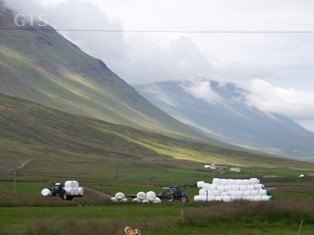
<box><xmin>161</xmin><ymin>184</ymin><xmax>196</xmax><ymax>202</ymax></box>
<box><xmin>41</xmin><ymin>181</ymin><xmax>84</xmax><ymax>200</ymax></box>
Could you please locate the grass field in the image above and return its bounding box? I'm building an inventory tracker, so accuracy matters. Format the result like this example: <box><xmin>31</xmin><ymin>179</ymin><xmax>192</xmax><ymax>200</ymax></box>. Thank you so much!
<box><xmin>1</xmin><ymin>95</ymin><xmax>314</xmax><ymax>234</ymax></box>
<box><xmin>1</xmin><ymin>165</ymin><xmax>313</xmax><ymax>235</ymax></box>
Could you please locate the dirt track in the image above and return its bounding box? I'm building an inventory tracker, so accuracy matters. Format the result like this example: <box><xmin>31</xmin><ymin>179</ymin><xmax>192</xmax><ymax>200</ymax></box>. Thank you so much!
<box><xmin>84</xmin><ymin>187</ymin><xmax>112</xmax><ymax>200</ymax></box>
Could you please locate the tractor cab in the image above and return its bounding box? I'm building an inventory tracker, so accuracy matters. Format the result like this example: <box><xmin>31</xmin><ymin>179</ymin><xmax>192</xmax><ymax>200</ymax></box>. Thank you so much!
<box><xmin>50</xmin><ymin>183</ymin><xmax>64</xmax><ymax>196</ymax></box>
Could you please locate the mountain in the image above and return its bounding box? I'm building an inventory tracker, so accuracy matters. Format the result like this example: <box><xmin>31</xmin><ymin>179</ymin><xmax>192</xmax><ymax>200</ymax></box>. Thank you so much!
<box><xmin>1</xmin><ymin>93</ymin><xmax>291</xmax><ymax>170</ymax></box>
<box><xmin>136</xmin><ymin>80</ymin><xmax>314</xmax><ymax>161</ymax></box>
<box><xmin>0</xmin><ymin>6</ymin><xmax>204</xmax><ymax>141</ymax></box>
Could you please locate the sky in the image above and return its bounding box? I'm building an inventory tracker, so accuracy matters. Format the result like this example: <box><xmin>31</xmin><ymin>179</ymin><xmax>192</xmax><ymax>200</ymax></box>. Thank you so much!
<box><xmin>6</xmin><ymin>0</ymin><xmax>314</xmax><ymax>132</ymax></box>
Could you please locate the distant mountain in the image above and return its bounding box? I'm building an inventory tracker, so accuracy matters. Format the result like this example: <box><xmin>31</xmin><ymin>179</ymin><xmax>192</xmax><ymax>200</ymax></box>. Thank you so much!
<box><xmin>0</xmin><ymin>6</ymin><xmax>204</xmax><ymax>141</ymax></box>
<box><xmin>136</xmin><ymin>80</ymin><xmax>314</xmax><ymax>160</ymax></box>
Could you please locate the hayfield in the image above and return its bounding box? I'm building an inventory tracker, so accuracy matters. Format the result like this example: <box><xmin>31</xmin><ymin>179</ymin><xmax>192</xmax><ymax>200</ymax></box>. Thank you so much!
<box><xmin>0</xmin><ymin>166</ymin><xmax>313</xmax><ymax>234</ymax></box>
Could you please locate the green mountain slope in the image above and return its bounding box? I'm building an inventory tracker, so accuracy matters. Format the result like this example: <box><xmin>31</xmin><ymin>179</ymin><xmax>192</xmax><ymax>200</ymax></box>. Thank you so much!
<box><xmin>1</xmin><ymin>93</ymin><xmax>301</xmax><ymax>171</ymax></box>
<box><xmin>0</xmin><ymin>7</ymin><xmax>203</xmax><ymax>141</ymax></box>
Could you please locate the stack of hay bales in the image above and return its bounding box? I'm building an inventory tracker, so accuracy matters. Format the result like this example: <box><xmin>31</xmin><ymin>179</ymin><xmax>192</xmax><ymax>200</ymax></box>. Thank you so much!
<box><xmin>194</xmin><ymin>178</ymin><xmax>271</xmax><ymax>202</ymax></box>
<box><xmin>111</xmin><ymin>192</ymin><xmax>128</xmax><ymax>202</ymax></box>
<box><xmin>132</xmin><ymin>191</ymin><xmax>161</xmax><ymax>204</ymax></box>
<box><xmin>64</xmin><ymin>180</ymin><xmax>84</xmax><ymax>197</ymax></box>
<box><xmin>111</xmin><ymin>191</ymin><xmax>161</xmax><ymax>203</ymax></box>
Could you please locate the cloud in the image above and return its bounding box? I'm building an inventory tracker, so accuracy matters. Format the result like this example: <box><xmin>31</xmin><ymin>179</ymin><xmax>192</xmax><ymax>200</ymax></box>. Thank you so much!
<box><xmin>122</xmin><ymin>36</ymin><xmax>211</xmax><ymax>84</ymax></box>
<box><xmin>6</xmin><ymin>0</ymin><xmax>127</xmax><ymax>69</ymax></box>
<box><xmin>182</xmin><ymin>80</ymin><xmax>222</xmax><ymax>104</ymax></box>
<box><xmin>245</xmin><ymin>79</ymin><xmax>314</xmax><ymax>117</ymax></box>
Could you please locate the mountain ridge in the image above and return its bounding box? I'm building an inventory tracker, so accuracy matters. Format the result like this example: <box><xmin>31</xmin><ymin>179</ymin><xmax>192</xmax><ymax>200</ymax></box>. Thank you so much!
<box><xmin>0</xmin><ymin>6</ymin><xmax>208</xmax><ymax>142</ymax></box>
<box><xmin>136</xmin><ymin>80</ymin><xmax>314</xmax><ymax>160</ymax></box>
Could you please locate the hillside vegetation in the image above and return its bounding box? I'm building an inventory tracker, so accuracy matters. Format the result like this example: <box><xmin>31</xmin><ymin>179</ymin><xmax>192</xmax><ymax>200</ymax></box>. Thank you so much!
<box><xmin>0</xmin><ymin>8</ymin><xmax>204</xmax><ymax>141</ymax></box>
<box><xmin>2</xmin><ymin>94</ymin><xmax>311</xmax><ymax>181</ymax></box>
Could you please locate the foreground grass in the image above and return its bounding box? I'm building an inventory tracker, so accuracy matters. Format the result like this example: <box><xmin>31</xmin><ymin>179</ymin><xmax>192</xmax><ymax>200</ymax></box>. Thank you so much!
<box><xmin>0</xmin><ymin>200</ymin><xmax>313</xmax><ymax>234</ymax></box>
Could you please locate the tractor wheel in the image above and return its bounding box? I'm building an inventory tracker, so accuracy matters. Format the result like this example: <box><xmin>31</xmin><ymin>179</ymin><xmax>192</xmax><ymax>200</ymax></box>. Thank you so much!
<box><xmin>181</xmin><ymin>197</ymin><xmax>187</xmax><ymax>203</ymax></box>
<box><xmin>61</xmin><ymin>191</ymin><xmax>67</xmax><ymax>200</ymax></box>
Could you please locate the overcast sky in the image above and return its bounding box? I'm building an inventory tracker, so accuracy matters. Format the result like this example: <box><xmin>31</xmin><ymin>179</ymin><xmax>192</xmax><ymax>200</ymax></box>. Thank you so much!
<box><xmin>6</xmin><ymin>0</ymin><xmax>314</xmax><ymax>132</ymax></box>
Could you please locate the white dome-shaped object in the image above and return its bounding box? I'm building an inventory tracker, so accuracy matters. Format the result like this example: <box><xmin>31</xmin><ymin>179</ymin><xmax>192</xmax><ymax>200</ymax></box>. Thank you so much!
<box><xmin>146</xmin><ymin>191</ymin><xmax>156</xmax><ymax>202</ymax></box>
<box><xmin>153</xmin><ymin>197</ymin><xmax>162</xmax><ymax>203</ymax></box>
<box><xmin>64</xmin><ymin>180</ymin><xmax>79</xmax><ymax>188</ymax></box>
<box><xmin>212</xmin><ymin>178</ymin><xmax>221</xmax><ymax>185</ymax></box>
<box><xmin>136</xmin><ymin>191</ymin><xmax>146</xmax><ymax>200</ymax></box>
<box><xmin>41</xmin><ymin>188</ymin><xmax>51</xmax><ymax>197</ymax></box>
<box><xmin>202</xmin><ymin>183</ymin><xmax>211</xmax><ymax>189</ymax></box>
<box><xmin>220</xmin><ymin>179</ymin><xmax>228</xmax><ymax>185</ymax></box>
<box><xmin>197</xmin><ymin>181</ymin><xmax>205</xmax><ymax>188</ymax></box>
<box><xmin>115</xmin><ymin>192</ymin><xmax>125</xmax><ymax>200</ymax></box>
<box><xmin>227</xmin><ymin>179</ymin><xmax>235</xmax><ymax>185</ymax></box>
<box><xmin>249</xmin><ymin>178</ymin><xmax>259</xmax><ymax>185</ymax></box>
<box><xmin>111</xmin><ymin>197</ymin><xmax>118</xmax><ymax>202</ymax></box>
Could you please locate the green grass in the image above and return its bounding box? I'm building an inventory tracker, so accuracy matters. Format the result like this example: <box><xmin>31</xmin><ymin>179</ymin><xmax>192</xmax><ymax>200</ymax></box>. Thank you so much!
<box><xmin>0</xmin><ymin>199</ymin><xmax>313</xmax><ymax>234</ymax></box>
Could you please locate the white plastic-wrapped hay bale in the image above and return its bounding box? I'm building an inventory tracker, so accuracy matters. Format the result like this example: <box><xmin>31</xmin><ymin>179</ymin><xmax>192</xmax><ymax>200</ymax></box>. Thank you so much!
<box><xmin>249</xmin><ymin>178</ymin><xmax>260</xmax><ymax>185</ymax></box>
<box><xmin>199</xmin><ymin>189</ymin><xmax>207</xmax><ymax>196</ymax></box>
<box><xmin>227</xmin><ymin>179</ymin><xmax>235</xmax><ymax>185</ymax></box>
<box><xmin>153</xmin><ymin>197</ymin><xmax>162</xmax><ymax>203</ymax></box>
<box><xmin>203</xmin><ymin>183</ymin><xmax>216</xmax><ymax>190</ymax></box>
<box><xmin>202</xmin><ymin>183</ymin><xmax>211</xmax><ymax>189</ymax></box>
<box><xmin>142</xmin><ymin>199</ymin><xmax>149</xmax><ymax>203</ymax></box>
<box><xmin>229</xmin><ymin>190</ymin><xmax>237</xmax><ymax>197</ymax></box>
<box><xmin>253</xmin><ymin>195</ymin><xmax>262</xmax><ymax>201</ymax></box>
<box><xmin>246</xmin><ymin>196</ymin><xmax>254</xmax><ymax>201</ymax></box>
<box><xmin>258</xmin><ymin>189</ymin><xmax>267</xmax><ymax>196</ymax></box>
<box><xmin>74</xmin><ymin>187</ymin><xmax>79</xmax><ymax>195</ymax></box>
<box><xmin>247</xmin><ymin>185</ymin><xmax>255</xmax><ymax>191</ymax></box>
<box><xmin>121</xmin><ymin>198</ymin><xmax>128</xmax><ymax>202</ymax></box>
<box><xmin>240</xmin><ymin>185</ymin><xmax>248</xmax><ymax>191</ymax></box>
<box><xmin>64</xmin><ymin>180</ymin><xmax>79</xmax><ymax>188</ymax></box>
<box><xmin>222</xmin><ymin>196</ymin><xmax>232</xmax><ymax>202</ymax></box>
<box><xmin>242</xmin><ymin>179</ymin><xmax>250</xmax><ymax>185</ymax></box>
<box><xmin>215</xmin><ymin>196</ymin><xmax>223</xmax><ymax>201</ymax></box>
<box><xmin>64</xmin><ymin>187</ymin><xmax>75</xmax><ymax>196</ymax></box>
<box><xmin>207</xmin><ymin>190</ymin><xmax>219</xmax><ymax>196</ymax></box>
<box><xmin>194</xmin><ymin>195</ymin><xmax>205</xmax><ymax>202</ymax></box>
<box><xmin>235</xmin><ymin>179</ymin><xmax>243</xmax><ymax>185</ymax></box>
<box><xmin>254</xmin><ymin>184</ymin><xmax>263</xmax><ymax>190</ymax></box>
<box><xmin>243</xmin><ymin>190</ymin><xmax>251</xmax><ymax>196</ymax></box>
<box><xmin>197</xmin><ymin>181</ymin><xmax>205</xmax><ymax>188</ymax></box>
<box><xmin>132</xmin><ymin>198</ymin><xmax>142</xmax><ymax>202</ymax></box>
<box><xmin>261</xmin><ymin>195</ymin><xmax>272</xmax><ymax>201</ymax></box>
<box><xmin>212</xmin><ymin>178</ymin><xmax>221</xmax><ymax>185</ymax></box>
<box><xmin>232</xmin><ymin>185</ymin><xmax>240</xmax><ymax>191</ymax></box>
<box><xmin>77</xmin><ymin>187</ymin><xmax>84</xmax><ymax>196</ymax></box>
<box><xmin>220</xmin><ymin>179</ymin><xmax>228</xmax><ymax>185</ymax></box>
<box><xmin>217</xmin><ymin>185</ymin><xmax>225</xmax><ymax>192</ymax></box>
<box><xmin>235</xmin><ymin>191</ymin><xmax>243</xmax><ymax>197</ymax></box>
<box><xmin>225</xmin><ymin>185</ymin><xmax>233</xmax><ymax>191</ymax></box>
<box><xmin>41</xmin><ymin>188</ymin><xmax>51</xmax><ymax>197</ymax></box>
<box><xmin>115</xmin><ymin>192</ymin><xmax>125</xmax><ymax>200</ymax></box>
<box><xmin>221</xmin><ymin>192</ymin><xmax>229</xmax><ymax>197</ymax></box>
<box><xmin>251</xmin><ymin>190</ymin><xmax>259</xmax><ymax>196</ymax></box>
<box><xmin>146</xmin><ymin>191</ymin><xmax>156</xmax><ymax>202</ymax></box>
<box><xmin>207</xmin><ymin>195</ymin><xmax>215</xmax><ymax>201</ymax></box>
<box><xmin>136</xmin><ymin>191</ymin><xmax>146</xmax><ymax>201</ymax></box>
<box><xmin>111</xmin><ymin>197</ymin><xmax>118</xmax><ymax>202</ymax></box>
